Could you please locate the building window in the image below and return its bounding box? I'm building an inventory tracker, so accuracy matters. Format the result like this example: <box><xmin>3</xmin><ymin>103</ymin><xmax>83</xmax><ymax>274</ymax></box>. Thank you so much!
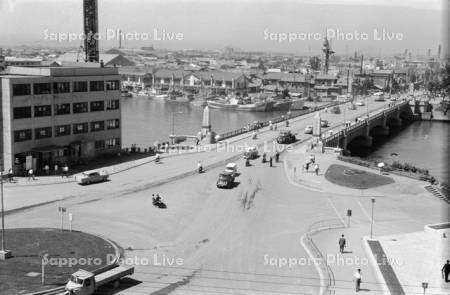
<box><xmin>106</xmin><ymin>119</ymin><xmax>120</xmax><ymax>129</ymax></box>
<box><xmin>53</xmin><ymin>82</ymin><xmax>70</xmax><ymax>93</ymax></box>
<box><xmin>14</xmin><ymin>129</ymin><xmax>32</xmax><ymax>142</ymax></box>
<box><xmin>106</xmin><ymin>99</ymin><xmax>120</xmax><ymax>110</ymax></box>
<box><xmin>33</xmin><ymin>83</ymin><xmax>52</xmax><ymax>95</ymax></box>
<box><xmin>55</xmin><ymin>125</ymin><xmax>71</xmax><ymax>137</ymax></box>
<box><xmin>95</xmin><ymin>140</ymin><xmax>105</xmax><ymax>150</ymax></box>
<box><xmin>90</xmin><ymin>101</ymin><xmax>104</xmax><ymax>112</ymax></box>
<box><xmin>73</xmin><ymin>123</ymin><xmax>89</xmax><ymax>134</ymax></box>
<box><xmin>91</xmin><ymin>121</ymin><xmax>105</xmax><ymax>132</ymax></box>
<box><xmin>105</xmin><ymin>137</ymin><xmax>120</xmax><ymax>149</ymax></box>
<box><xmin>34</xmin><ymin>105</ymin><xmax>52</xmax><ymax>117</ymax></box>
<box><xmin>73</xmin><ymin>102</ymin><xmax>88</xmax><ymax>113</ymax></box>
<box><xmin>106</xmin><ymin>80</ymin><xmax>120</xmax><ymax>90</ymax></box>
<box><xmin>35</xmin><ymin>127</ymin><xmax>52</xmax><ymax>139</ymax></box>
<box><xmin>54</xmin><ymin>103</ymin><xmax>71</xmax><ymax>115</ymax></box>
<box><xmin>12</xmin><ymin>84</ymin><xmax>31</xmax><ymax>96</ymax></box>
<box><xmin>90</xmin><ymin>81</ymin><xmax>104</xmax><ymax>91</ymax></box>
<box><xmin>73</xmin><ymin>81</ymin><xmax>88</xmax><ymax>92</ymax></box>
<box><xmin>13</xmin><ymin>107</ymin><xmax>32</xmax><ymax>119</ymax></box>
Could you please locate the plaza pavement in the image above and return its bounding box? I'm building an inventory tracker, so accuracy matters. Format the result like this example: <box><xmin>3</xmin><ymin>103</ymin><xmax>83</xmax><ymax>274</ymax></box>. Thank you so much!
<box><xmin>283</xmin><ymin>143</ymin><xmax>449</xmax><ymax>295</ymax></box>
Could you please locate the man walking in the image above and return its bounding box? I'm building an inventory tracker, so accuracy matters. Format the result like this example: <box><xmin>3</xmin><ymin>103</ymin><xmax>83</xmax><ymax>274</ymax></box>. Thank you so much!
<box><xmin>339</xmin><ymin>234</ymin><xmax>346</xmax><ymax>253</ymax></box>
<box><xmin>442</xmin><ymin>260</ymin><xmax>450</xmax><ymax>282</ymax></box>
<box><xmin>269</xmin><ymin>156</ymin><xmax>273</xmax><ymax>167</ymax></box>
<box><xmin>275</xmin><ymin>152</ymin><xmax>280</xmax><ymax>163</ymax></box>
<box><xmin>353</xmin><ymin>269</ymin><xmax>362</xmax><ymax>292</ymax></box>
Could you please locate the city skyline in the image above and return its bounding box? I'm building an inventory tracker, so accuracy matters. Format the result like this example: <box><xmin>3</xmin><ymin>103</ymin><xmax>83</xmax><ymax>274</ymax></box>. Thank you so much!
<box><xmin>0</xmin><ymin>0</ymin><xmax>445</xmax><ymax>56</ymax></box>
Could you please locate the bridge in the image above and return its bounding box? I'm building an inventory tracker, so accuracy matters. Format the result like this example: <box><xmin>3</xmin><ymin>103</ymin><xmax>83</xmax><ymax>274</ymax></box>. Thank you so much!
<box><xmin>323</xmin><ymin>100</ymin><xmax>426</xmax><ymax>151</ymax></box>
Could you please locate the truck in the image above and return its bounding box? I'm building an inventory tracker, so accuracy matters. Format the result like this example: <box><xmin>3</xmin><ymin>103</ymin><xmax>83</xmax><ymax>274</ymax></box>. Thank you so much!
<box><xmin>65</xmin><ymin>264</ymin><xmax>134</xmax><ymax>295</ymax></box>
<box><xmin>276</xmin><ymin>130</ymin><xmax>296</xmax><ymax>144</ymax></box>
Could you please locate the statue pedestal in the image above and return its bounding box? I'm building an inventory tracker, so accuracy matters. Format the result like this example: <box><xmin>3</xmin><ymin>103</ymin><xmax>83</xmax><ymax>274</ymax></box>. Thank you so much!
<box><xmin>0</xmin><ymin>250</ymin><xmax>12</xmax><ymax>260</ymax></box>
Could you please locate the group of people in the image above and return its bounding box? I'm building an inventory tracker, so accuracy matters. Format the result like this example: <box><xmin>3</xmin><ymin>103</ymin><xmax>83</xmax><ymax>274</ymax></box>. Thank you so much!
<box><xmin>304</xmin><ymin>154</ymin><xmax>320</xmax><ymax>175</ymax></box>
<box><xmin>151</xmin><ymin>193</ymin><xmax>166</xmax><ymax>209</ymax></box>
<box><xmin>261</xmin><ymin>152</ymin><xmax>280</xmax><ymax>167</ymax></box>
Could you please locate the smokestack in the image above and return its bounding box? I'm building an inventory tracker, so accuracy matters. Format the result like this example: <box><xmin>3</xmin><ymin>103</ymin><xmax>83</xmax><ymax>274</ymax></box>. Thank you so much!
<box><xmin>119</xmin><ymin>29</ymin><xmax>122</xmax><ymax>49</ymax></box>
<box><xmin>438</xmin><ymin>44</ymin><xmax>442</xmax><ymax>59</ymax></box>
<box><xmin>427</xmin><ymin>48</ymin><xmax>431</xmax><ymax>57</ymax></box>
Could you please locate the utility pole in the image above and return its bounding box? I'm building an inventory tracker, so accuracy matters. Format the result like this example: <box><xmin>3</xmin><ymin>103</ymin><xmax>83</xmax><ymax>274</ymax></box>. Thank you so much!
<box><xmin>0</xmin><ymin>171</ymin><xmax>12</xmax><ymax>260</ymax></box>
<box><xmin>370</xmin><ymin>198</ymin><xmax>375</xmax><ymax>239</ymax></box>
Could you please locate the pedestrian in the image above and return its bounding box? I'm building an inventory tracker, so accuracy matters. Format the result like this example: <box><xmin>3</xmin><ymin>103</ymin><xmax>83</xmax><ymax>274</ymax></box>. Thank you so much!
<box><xmin>309</xmin><ymin>154</ymin><xmax>315</xmax><ymax>164</ymax></box>
<box><xmin>314</xmin><ymin>164</ymin><xmax>319</xmax><ymax>176</ymax></box>
<box><xmin>338</xmin><ymin>234</ymin><xmax>346</xmax><ymax>253</ymax></box>
<box><xmin>54</xmin><ymin>164</ymin><xmax>59</xmax><ymax>175</ymax></box>
<box><xmin>7</xmin><ymin>168</ymin><xmax>13</xmax><ymax>182</ymax></box>
<box><xmin>275</xmin><ymin>152</ymin><xmax>280</xmax><ymax>162</ymax></box>
<box><xmin>353</xmin><ymin>269</ymin><xmax>362</xmax><ymax>292</ymax></box>
<box><xmin>442</xmin><ymin>260</ymin><xmax>450</xmax><ymax>282</ymax></box>
<box><xmin>62</xmin><ymin>164</ymin><xmax>69</xmax><ymax>178</ymax></box>
<box><xmin>28</xmin><ymin>168</ymin><xmax>35</xmax><ymax>181</ymax></box>
<box><xmin>305</xmin><ymin>159</ymin><xmax>310</xmax><ymax>172</ymax></box>
<box><xmin>269</xmin><ymin>156</ymin><xmax>273</xmax><ymax>167</ymax></box>
<box><xmin>43</xmin><ymin>164</ymin><xmax>50</xmax><ymax>175</ymax></box>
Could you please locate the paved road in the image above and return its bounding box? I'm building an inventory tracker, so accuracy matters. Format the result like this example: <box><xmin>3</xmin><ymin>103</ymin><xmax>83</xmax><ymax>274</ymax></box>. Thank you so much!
<box><xmin>5</xmin><ymin>96</ymin><xmax>442</xmax><ymax>295</ymax></box>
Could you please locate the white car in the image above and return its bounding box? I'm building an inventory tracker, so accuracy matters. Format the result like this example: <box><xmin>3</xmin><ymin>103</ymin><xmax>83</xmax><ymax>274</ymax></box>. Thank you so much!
<box><xmin>304</xmin><ymin>125</ymin><xmax>313</xmax><ymax>134</ymax></box>
<box><xmin>224</xmin><ymin>163</ymin><xmax>237</xmax><ymax>175</ymax></box>
<box><xmin>77</xmin><ymin>170</ymin><xmax>109</xmax><ymax>185</ymax></box>
<box><xmin>356</xmin><ymin>101</ymin><xmax>365</xmax><ymax>106</ymax></box>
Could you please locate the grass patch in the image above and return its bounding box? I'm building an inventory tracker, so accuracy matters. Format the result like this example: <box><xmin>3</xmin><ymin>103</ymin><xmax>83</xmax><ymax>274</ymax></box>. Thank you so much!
<box><xmin>325</xmin><ymin>164</ymin><xmax>394</xmax><ymax>189</ymax></box>
<box><xmin>0</xmin><ymin>228</ymin><xmax>116</xmax><ymax>294</ymax></box>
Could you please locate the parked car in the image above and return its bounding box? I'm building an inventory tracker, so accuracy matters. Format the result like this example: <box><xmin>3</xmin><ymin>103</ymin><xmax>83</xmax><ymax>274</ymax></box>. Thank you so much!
<box><xmin>304</xmin><ymin>125</ymin><xmax>313</xmax><ymax>134</ymax></box>
<box><xmin>276</xmin><ymin>130</ymin><xmax>296</xmax><ymax>144</ymax></box>
<box><xmin>216</xmin><ymin>172</ymin><xmax>235</xmax><ymax>189</ymax></box>
<box><xmin>77</xmin><ymin>170</ymin><xmax>109</xmax><ymax>185</ymax></box>
<box><xmin>243</xmin><ymin>146</ymin><xmax>258</xmax><ymax>159</ymax></box>
<box><xmin>356</xmin><ymin>101</ymin><xmax>365</xmax><ymax>106</ymax></box>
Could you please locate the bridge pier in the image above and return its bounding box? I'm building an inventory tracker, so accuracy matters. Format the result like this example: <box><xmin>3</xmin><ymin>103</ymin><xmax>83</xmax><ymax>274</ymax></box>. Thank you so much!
<box><xmin>388</xmin><ymin>117</ymin><xmax>402</xmax><ymax>128</ymax></box>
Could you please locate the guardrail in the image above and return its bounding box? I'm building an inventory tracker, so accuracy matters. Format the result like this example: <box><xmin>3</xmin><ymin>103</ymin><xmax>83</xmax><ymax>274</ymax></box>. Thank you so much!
<box><xmin>304</xmin><ymin>218</ymin><xmax>346</xmax><ymax>295</ymax></box>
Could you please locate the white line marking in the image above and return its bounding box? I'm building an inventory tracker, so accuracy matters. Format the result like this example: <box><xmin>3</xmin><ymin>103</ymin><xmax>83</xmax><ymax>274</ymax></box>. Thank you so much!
<box><xmin>327</xmin><ymin>198</ymin><xmax>346</xmax><ymax>225</ymax></box>
<box><xmin>358</xmin><ymin>200</ymin><xmax>374</xmax><ymax>223</ymax></box>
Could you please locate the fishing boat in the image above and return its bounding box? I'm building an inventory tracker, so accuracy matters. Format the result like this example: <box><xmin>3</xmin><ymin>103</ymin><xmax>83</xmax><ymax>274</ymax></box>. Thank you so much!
<box><xmin>290</xmin><ymin>98</ymin><xmax>305</xmax><ymax>110</ymax></box>
<box><xmin>237</xmin><ymin>100</ymin><xmax>275</xmax><ymax>112</ymax></box>
<box><xmin>207</xmin><ymin>97</ymin><xmax>240</xmax><ymax>109</ymax></box>
<box><xmin>120</xmin><ymin>89</ymin><xmax>132</xmax><ymax>98</ymax></box>
<box><xmin>272</xmin><ymin>99</ymin><xmax>292</xmax><ymax>111</ymax></box>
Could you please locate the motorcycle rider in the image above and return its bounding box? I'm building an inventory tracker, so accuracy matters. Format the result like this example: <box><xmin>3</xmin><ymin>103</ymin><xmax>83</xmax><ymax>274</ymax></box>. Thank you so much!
<box><xmin>197</xmin><ymin>161</ymin><xmax>203</xmax><ymax>173</ymax></box>
<box><xmin>155</xmin><ymin>153</ymin><xmax>160</xmax><ymax>163</ymax></box>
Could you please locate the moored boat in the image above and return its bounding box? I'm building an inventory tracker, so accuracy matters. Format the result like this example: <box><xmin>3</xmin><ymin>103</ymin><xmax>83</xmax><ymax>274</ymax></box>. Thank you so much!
<box><xmin>237</xmin><ymin>100</ymin><xmax>275</xmax><ymax>112</ymax></box>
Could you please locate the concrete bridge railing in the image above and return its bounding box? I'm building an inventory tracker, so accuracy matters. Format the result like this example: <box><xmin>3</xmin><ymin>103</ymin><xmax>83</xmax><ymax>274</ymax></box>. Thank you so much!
<box><xmin>323</xmin><ymin>100</ymin><xmax>412</xmax><ymax>150</ymax></box>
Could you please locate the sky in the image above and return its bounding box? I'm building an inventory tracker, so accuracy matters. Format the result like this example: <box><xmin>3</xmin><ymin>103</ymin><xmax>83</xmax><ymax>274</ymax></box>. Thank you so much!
<box><xmin>0</xmin><ymin>0</ymin><xmax>446</xmax><ymax>56</ymax></box>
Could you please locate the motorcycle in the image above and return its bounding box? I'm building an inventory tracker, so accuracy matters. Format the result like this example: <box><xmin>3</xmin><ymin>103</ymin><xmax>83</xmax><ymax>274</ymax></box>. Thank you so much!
<box><xmin>152</xmin><ymin>195</ymin><xmax>167</xmax><ymax>209</ymax></box>
<box><xmin>262</xmin><ymin>153</ymin><xmax>267</xmax><ymax>163</ymax></box>
<box><xmin>198</xmin><ymin>166</ymin><xmax>204</xmax><ymax>173</ymax></box>
<box><xmin>245</xmin><ymin>158</ymin><xmax>250</xmax><ymax>167</ymax></box>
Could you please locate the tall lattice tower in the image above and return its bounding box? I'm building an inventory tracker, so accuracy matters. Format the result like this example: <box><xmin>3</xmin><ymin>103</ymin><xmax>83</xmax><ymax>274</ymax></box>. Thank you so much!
<box><xmin>322</xmin><ymin>37</ymin><xmax>334</xmax><ymax>74</ymax></box>
<box><xmin>83</xmin><ymin>0</ymin><xmax>99</xmax><ymax>62</ymax></box>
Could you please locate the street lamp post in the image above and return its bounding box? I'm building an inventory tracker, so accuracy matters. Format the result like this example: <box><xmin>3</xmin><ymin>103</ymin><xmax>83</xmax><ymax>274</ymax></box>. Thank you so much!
<box><xmin>370</xmin><ymin>198</ymin><xmax>375</xmax><ymax>239</ymax></box>
<box><xmin>0</xmin><ymin>171</ymin><xmax>12</xmax><ymax>260</ymax></box>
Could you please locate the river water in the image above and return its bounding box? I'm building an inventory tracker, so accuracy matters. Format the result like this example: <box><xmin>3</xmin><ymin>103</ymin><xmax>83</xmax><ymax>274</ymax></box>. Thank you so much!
<box><xmin>121</xmin><ymin>97</ymin><xmax>449</xmax><ymax>183</ymax></box>
<box><xmin>364</xmin><ymin>121</ymin><xmax>450</xmax><ymax>183</ymax></box>
<box><xmin>121</xmin><ymin>97</ymin><xmax>290</xmax><ymax>147</ymax></box>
